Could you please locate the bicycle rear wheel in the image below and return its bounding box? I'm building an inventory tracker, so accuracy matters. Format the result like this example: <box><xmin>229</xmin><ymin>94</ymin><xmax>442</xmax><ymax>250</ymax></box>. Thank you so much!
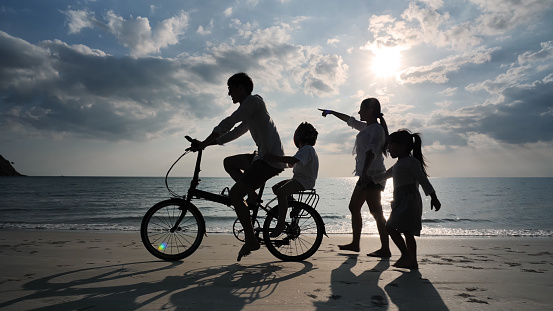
<box><xmin>263</xmin><ymin>201</ymin><xmax>324</xmax><ymax>261</ymax></box>
<box><xmin>141</xmin><ymin>199</ymin><xmax>205</xmax><ymax>261</ymax></box>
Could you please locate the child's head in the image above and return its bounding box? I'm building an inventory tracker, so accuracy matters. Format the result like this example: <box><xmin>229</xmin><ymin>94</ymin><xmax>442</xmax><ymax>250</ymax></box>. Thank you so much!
<box><xmin>293</xmin><ymin>122</ymin><xmax>318</xmax><ymax>148</ymax></box>
<box><xmin>388</xmin><ymin>130</ymin><xmax>414</xmax><ymax>155</ymax></box>
<box><xmin>227</xmin><ymin>72</ymin><xmax>254</xmax><ymax>94</ymax></box>
<box><xmin>388</xmin><ymin>129</ymin><xmax>429</xmax><ymax>176</ymax></box>
<box><xmin>360</xmin><ymin>98</ymin><xmax>382</xmax><ymax>117</ymax></box>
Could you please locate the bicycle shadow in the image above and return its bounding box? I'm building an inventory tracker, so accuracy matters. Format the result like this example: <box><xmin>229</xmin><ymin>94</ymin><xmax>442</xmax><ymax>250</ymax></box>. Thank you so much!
<box><xmin>170</xmin><ymin>261</ymin><xmax>313</xmax><ymax>310</ymax></box>
<box><xmin>313</xmin><ymin>254</ymin><xmax>390</xmax><ymax>310</ymax></box>
<box><xmin>0</xmin><ymin>260</ymin><xmax>313</xmax><ymax>310</ymax></box>
<box><xmin>384</xmin><ymin>269</ymin><xmax>449</xmax><ymax>310</ymax></box>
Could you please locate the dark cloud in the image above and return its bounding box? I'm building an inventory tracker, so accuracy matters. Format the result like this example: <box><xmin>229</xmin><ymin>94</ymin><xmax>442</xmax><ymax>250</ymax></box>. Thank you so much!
<box><xmin>431</xmin><ymin>78</ymin><xmax>553</xmax><ymax>145</ymax></box>
<box><xmin>0</xmin><ymin>31</ymin><xmax>224</xmax><ymax>141</ymax></box>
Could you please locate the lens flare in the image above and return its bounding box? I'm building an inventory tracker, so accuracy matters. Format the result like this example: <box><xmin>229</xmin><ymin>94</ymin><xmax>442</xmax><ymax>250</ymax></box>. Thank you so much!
<box><xmin>158</xmin><ymin>242</ymin><xmax>167</xmax><ymax>251</ymax></box>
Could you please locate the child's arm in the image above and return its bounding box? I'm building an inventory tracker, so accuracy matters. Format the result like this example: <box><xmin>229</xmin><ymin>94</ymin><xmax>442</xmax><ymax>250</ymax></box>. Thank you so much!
<box><xmin>410</xmin><ymin>158</ymin><xmax>441</xmax><ymax>212</ymax></box>
<box><xmin>319</xmin><ymin>109</ymin><xmax>350</xmax><ymax>123</ymax></box>
<box><xmin>430</xmin><ymin>193</ymin><xmax>441</xmax><ymax>211</ymax></box>
<box><xmin>264</xmin><ymin>153</ymin><xmax>299</xmax><ymax>165</ymax></box>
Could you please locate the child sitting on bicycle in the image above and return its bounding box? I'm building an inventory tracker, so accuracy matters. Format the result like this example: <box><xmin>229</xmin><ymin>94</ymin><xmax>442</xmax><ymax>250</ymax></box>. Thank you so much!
<box><xmin>264</xmin><ymin>122</ymin><xmax>319</xmax><ymax>237</ymax></box>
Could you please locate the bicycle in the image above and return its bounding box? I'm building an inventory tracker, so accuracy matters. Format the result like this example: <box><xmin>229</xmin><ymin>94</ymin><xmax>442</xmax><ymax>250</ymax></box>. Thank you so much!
<box><xmin>140</xmin><ymin>136</ymin><xmax>326</xmax><ymax>262</ymax></box>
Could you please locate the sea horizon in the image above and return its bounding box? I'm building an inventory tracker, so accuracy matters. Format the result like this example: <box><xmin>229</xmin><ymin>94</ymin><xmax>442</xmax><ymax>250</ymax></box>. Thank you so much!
<box><xmin>1</xmin><ymin>176</ymin><xmax>552</xmax><ymax>237</ymax></box>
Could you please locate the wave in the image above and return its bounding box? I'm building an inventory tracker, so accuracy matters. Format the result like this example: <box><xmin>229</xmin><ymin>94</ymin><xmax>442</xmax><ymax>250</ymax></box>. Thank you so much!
<box><xmin>422</xmin><ymin>218</ymin><xmax>492</xmax><ymax>223</ymax></box>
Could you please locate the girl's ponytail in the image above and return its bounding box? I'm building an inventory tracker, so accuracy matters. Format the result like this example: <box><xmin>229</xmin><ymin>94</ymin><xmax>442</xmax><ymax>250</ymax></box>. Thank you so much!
<box><xmin>411</xmin><ymin>133</ymin><xmax>428</xmax><ymax>177</ymax></box>
<box><xmin>362</xmin><ymin>97</ymin><xmax>389</xmax><ymax>157</ymax></box>
<box><xmin>378</xmin><ymin>113</ymin><xmax>389</xmax><ymax>157</ymax></box>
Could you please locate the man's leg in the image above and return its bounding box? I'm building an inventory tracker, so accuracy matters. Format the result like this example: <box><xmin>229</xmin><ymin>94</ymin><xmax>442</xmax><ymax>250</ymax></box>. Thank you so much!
<box><xmin>229</xmin><ymin>180</ymin><xmax>260</xmax><ymax>261</ymax></box>
<box><xmin>224</xmin><ymin>153</ymin><xmax>258</xmax><ymax>205</ymax></box>
<box><xmin>223</xmin><ymin>154</ymin><xmax>252</xmax><ymax>181</ymax></box>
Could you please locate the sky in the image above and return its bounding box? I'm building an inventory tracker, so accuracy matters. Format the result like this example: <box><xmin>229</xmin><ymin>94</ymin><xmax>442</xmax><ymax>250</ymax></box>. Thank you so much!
<box><xmin>1</xmin><ymin>0</ymin><xmax>553</xmax><ymax>178</ymax></box>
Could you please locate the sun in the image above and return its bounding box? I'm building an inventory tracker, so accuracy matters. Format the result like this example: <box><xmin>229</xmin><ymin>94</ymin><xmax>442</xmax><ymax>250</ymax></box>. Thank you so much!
<box><xmin>370</xmin><ymin>47</ymin><xmax>402</xmax><ymax>79</ymax></box>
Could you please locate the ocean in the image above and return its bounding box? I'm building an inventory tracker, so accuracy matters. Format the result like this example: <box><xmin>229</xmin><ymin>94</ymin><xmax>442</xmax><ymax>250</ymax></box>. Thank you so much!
<box><xmin>1</xmin><ymin>176</ymin><xmax>552</xmax><ymax>237</ymax></box>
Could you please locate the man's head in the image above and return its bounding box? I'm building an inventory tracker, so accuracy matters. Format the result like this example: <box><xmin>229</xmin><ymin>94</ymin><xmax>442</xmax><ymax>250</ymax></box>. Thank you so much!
<box><xmin>227</xmin><ymin>72</ymin><xmax>253</xmax><ymax>104</ymax></box>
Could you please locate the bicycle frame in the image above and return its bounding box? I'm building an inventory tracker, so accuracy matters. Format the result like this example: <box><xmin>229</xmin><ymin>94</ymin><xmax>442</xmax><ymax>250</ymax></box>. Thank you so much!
<box><xmin>185</xmin><ymin>149</ymin><xmax>232</xmax><ymax>206</ymax></box>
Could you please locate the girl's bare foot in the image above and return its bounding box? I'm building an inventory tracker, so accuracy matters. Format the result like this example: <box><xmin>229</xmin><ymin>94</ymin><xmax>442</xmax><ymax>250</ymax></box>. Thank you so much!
<box><xmin>393</xmin><ymin>255</ymin><xmax>417</xmax><ymax>269</ymax></box>
<box><xmin>338</xmin><ymin>243</ymin><xmax>360</xmax><ymax>252</ymax></box>
<box><xmin>237</xmin><ymin>242</ymin><xmax>260</xmax><ymax>261</ymax></box>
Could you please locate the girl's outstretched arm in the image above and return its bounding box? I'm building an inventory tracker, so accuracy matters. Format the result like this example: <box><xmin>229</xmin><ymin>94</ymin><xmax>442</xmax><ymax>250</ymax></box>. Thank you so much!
<box><xmin>318</xmin><ymin>109</ymin><xmax>350</xmax><ymax>122</ymax></box>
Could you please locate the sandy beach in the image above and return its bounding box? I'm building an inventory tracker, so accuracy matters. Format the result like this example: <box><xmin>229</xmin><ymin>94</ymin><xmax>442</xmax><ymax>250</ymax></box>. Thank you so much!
<box><xmin>0</xmin><ymin>230</ymin><xmax>551</xmax><ymax>310</ymax></box>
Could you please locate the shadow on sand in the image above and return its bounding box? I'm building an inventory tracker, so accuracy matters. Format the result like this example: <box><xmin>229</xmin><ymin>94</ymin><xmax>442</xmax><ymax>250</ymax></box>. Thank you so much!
<box><xmin>313</xmin><ymin>254</ymin><xmax>449</xmax><ymax>310</ymax></box>
<box><xmin>0</xmin><ymin>260</ymin><xmax>313</xmax><ymax>310</ymax></box>
<box><xmin>313</xmin><ymin>254</ymin><xmax>390</xmax><ymax>309</ymax></box>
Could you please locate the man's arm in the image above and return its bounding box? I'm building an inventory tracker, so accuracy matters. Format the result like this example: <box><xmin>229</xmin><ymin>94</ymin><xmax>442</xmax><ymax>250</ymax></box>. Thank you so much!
<box><xmin>195</xmin><ymin>132</ymin><xmax>220</xmax><ymax>150</ymax></box>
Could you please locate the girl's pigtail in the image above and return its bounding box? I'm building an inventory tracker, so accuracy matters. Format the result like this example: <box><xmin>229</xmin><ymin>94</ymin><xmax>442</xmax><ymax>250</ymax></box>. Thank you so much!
<box><xmin>412</xmin><ymin>133</ymin><xmax>429</xmax><ymax>177</ymax></box>
<box><xmin>378</xmin><ymin>113</ymin><xmax>389</xmax><ymax>157</ymax></box>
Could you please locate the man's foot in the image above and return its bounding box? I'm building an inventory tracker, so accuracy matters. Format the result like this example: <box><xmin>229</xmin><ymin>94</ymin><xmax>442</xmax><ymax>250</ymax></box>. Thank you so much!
<box><xmin>237</xmin><ymin>242</ymin><xmax>260</xmax><ymax>262</ymax></box>
<box><xmin>367</xmin><ymin>249</ymin><xmax>392</xmax><ymax>258</ymax></box>
<box><xmin>269</xmin><ymin>223</ymin><xmax>286</xmax><ymax>237</ymax></box>
<box><xmin>338</xmin><ymin>243</ymin><xmax>360</xmax><ymax>252</ymax></box>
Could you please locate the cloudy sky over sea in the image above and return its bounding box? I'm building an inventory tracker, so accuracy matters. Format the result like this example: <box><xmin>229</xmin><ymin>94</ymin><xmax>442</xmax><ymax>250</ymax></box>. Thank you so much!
<box><xmin>1</xmin><ymin>0</ymin><xmax>553</xmax><ymax>177</ymax></box>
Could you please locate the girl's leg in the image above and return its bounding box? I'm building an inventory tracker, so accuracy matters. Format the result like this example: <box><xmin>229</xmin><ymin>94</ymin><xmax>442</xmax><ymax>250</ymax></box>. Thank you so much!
<box><xmin>404</xmin><ymin>233</ymin><xmax>418</xmax><ymax>268</ymax></box>
<box><xmin>270</xmin><ymin>180</ymin><xmax>304</xmax><ymax>237</ymax></box>
<box><xmin>338</xmin><ymin>186</ymin><xmax>366</xmax><ymax>252</ymax></box>
<box><xmin>365</xmin><ymin>188</ymin><xmax>390</xmax><ymax>257</ymax></box>
<box><xmin>387</xmin><ymin>226</ymin><xmax>411</xmax><ymax>267</ymax></box>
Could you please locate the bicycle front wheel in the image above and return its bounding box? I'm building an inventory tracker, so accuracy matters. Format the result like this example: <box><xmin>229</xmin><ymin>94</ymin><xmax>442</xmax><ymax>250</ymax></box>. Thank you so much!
<box><xmin>141</xmin><ymin>199</ymin><xmax>205</xmax><ymax>261</ymax></box>
<box><xmin>263</xmin><ymin>201</ymin><xmax>324</xmax><ymax>261</ymax></box>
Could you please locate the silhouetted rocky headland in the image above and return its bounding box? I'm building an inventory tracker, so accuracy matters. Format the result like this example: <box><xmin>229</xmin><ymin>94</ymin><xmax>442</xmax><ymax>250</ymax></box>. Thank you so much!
<box><xmin>0</xmin><ymin>154</ymin><xmax>25</xmax><ymax>176</ymax></box>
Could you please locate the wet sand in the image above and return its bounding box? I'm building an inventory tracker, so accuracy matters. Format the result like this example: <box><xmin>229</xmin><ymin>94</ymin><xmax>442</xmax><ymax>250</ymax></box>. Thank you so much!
<box><xmin>0</xmin><ymin>230</ymin><xmax>551</xmax><ymax>310</ymax></box>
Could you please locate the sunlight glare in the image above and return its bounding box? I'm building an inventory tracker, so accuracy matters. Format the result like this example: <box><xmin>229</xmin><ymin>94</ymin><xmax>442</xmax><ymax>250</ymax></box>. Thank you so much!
<box><xmin>370</xmin><ymin>48</ymin><xmax>402</xmax><ymax>79</ymax></box>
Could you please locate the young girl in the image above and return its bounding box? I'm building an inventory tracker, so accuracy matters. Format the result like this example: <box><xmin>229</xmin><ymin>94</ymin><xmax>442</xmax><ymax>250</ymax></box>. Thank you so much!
<box><xmin>319</xmin><ymin>98</ymin><xmax>390</xmax><ymax>257</ymax></box>
<box><xmin>371</xmin><ymin>129</ymin><xmax>441</xmax><ymax>269</ymax></box>
<box><xmin>264</xmin><ymin>122</ymin><xmax>319</xmax><ymax>237</ymax></box>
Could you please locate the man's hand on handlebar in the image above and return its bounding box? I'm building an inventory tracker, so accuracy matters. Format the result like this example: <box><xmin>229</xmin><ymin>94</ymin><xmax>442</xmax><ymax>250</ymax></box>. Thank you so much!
<box><xmin>185</xmin><ymin>136</ymin><xmax>202</xmax><ymax>152</ymax></box>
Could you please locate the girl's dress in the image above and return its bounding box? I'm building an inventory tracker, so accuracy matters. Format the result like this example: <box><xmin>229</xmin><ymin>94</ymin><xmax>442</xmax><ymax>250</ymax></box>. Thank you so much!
<box><xmin>372</xmin><ymin>156</ymin><xmax>435</xmax><ymax>236</ymax></box>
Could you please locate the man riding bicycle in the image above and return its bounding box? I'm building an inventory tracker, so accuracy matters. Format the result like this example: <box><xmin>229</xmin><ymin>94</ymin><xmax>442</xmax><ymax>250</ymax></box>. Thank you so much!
<box><xmin>194</xmin><ymin>72</ymin><xmax>285</xmax><ymax>261</ymax></box>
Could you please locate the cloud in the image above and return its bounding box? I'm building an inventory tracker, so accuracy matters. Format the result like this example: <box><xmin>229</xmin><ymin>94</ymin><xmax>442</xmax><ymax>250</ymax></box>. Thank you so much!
<box><xmin>326</xmin><ymin>38</ymin><xmax>339</xmax><ymax>46</ymax></box>
<box><xmin>471</xmin><ymin>0</ymin><xmax>552</xmax><ymax>36</ymax></box>
<box><xmin>63</xmin><ymin>9</ymin><xmax>97</xmax><ymax>34</ymax></box>
<box><xmin>399</xmin><ymin>47</ymin><xmax>498</xmax><ymax>84</ymax></box>
<box><xmin>63</xmin><ymin>9</ymin><xmax>189</xmax><ymax>56</ymax></box>
<box><xmin>436</xmin><ymin>77</ymin><xmax>553</xmax><ymax>145</ymax></box>
<box><xmin>197</xmin><ymin>19</ymin><xmax>214</xmax><ymax>35</ymax></box>
<box><xmin>518</xmin><ymin>41</ymin><xmax>553</xmax><ymax>65</ymax></box>
<box><xmin>0</xmin><ymin>18</ymin><xmax>349</xmax><ymax>141</ymax></box>
<box><xmin>363</xmin><ymin>2</ymin><xmax>482</xmax><ymax>52</ymax></box>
